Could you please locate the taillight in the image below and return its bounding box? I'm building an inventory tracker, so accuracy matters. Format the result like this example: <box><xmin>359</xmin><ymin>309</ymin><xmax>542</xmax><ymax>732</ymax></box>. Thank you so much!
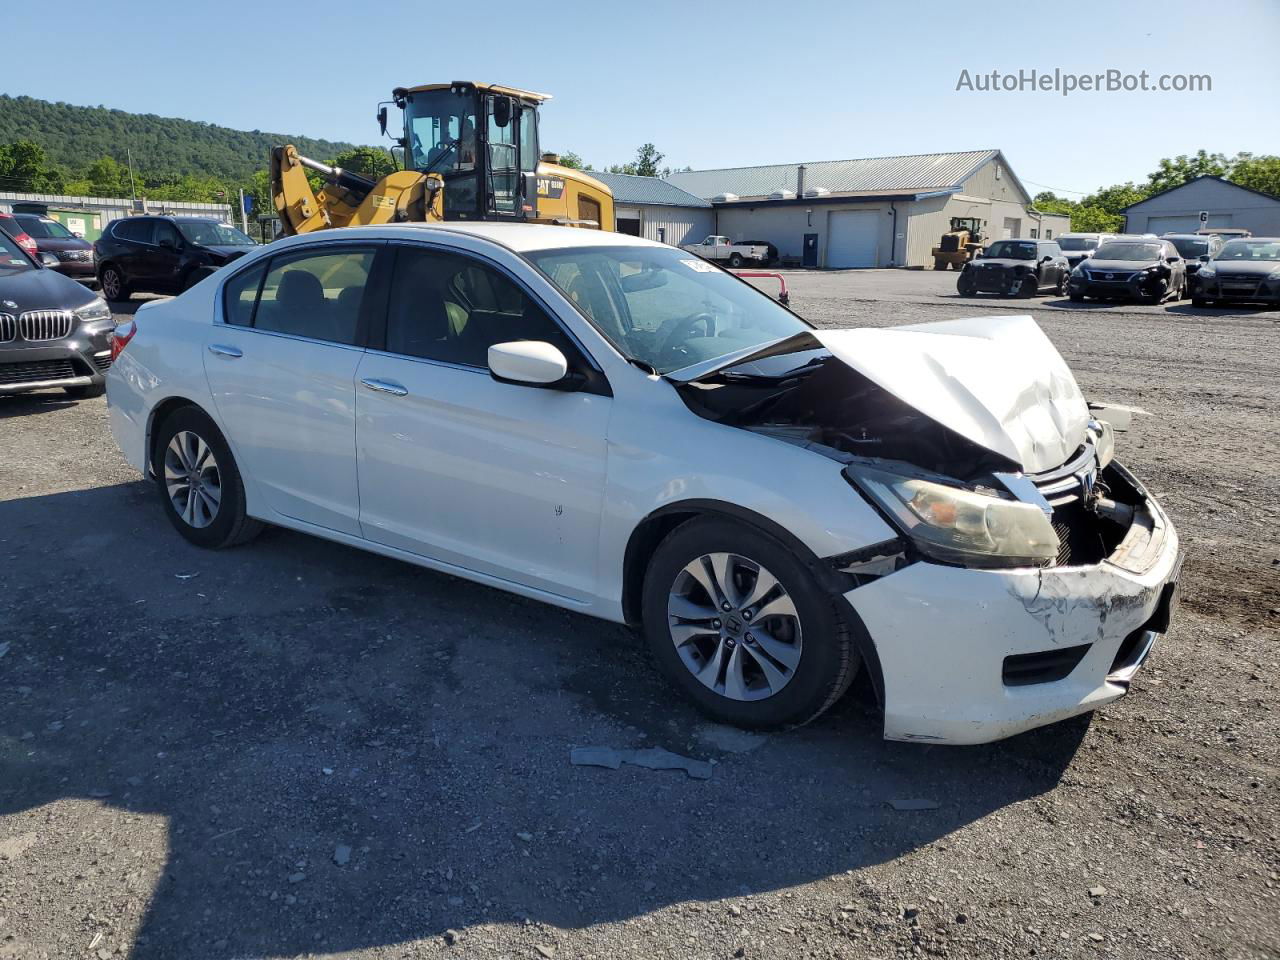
<box><xmin>110</xmin><ymin>319</ymin><xmax>136</xmax><ymax>361</ymax></box>
<box><xmin>16</xmin><ymin>232</ymin><xmax>38</xmax><ymax>256</ymax></box>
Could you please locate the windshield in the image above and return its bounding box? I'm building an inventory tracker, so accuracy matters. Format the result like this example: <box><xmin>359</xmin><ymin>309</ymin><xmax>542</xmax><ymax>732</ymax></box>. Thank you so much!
<box><xmin>0</xmin><ymin>232</ymin><xmax>35</xmax><ymax>275</ymax></box>
<box><xmin>1093</xmin><ymin>242</ymin><xmax>1163</xmax><ymax>262</ymax></box>
<box><xmin>527</xmin><ymin>245</ymin><xmax>811</xmax><ymax>374</ymax></box>
<box><xmin>1169</xmin><ymin>237</ymin><xmax>1210</xmax><ymax>257</ymax></box>
<box><xmin>405</xmin><ymin>88</ymin><xmax>480</xmax><ymax>214</ymax></box>
<box><xmin>177</xmin><ymin>222</ymin><xmax>256</xmax><ymax>246</ymax></box>
<box><xmin>1217</xmin><ymin>239</ymin><xmax>1280</xmax><ymax>261</ymax></box>
<box><xmin>1057</xmin><ymin>237</ymin><xmax>1097</xmax><ymax>252</ymax></box>
<box><xmin>18</xmin><ymin>217</ymin><xmax>75</xmax><ymax>239</ymax></box>
<box><xmin>984</xmin><ymin>240</ymin><xmax>1036</xmax><ymax>260</ymax></box>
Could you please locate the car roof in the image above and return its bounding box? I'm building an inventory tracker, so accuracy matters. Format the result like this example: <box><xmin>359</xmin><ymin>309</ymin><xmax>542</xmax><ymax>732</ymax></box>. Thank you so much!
<box><xmin>285</xmin><ymin>222</ymin><xmax>668</xmax><ymax>255</ymax></box>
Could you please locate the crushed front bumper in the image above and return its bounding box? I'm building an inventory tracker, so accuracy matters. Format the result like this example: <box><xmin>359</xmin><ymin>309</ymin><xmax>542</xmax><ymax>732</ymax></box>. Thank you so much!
<box><xmin>845</xmin><ymin>464</ymin><xmax>1181</xmax><ymax>745</ymax></box>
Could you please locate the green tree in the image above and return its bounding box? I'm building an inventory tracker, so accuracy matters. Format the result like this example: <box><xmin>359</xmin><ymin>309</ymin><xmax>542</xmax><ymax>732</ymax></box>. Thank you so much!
<box><xmin>1229</xmin><ymin>153</ymin><xmax>1280</xmax><ymax>198</ymax></box>
<box><xmin>85</xmin><ymin>155</ymin><xmax>129</xmax><ymax>196</ymax></box>
<box><xmin>332</xmin><ymin>146</ymin><xmax>396</xmax><ymax>179</ymax></box>
<box><xmin>556</xmin><ymin>151</ymin><xmax>584</xmax><ymax>170</ymax></box>
<box><xmin>633</xmin><ymin>143</ymin><xmax>664</xmax><ymax>178</ymax></box>
<box><xmin>1080</xmin><ymin>182</ymin><xmax>1150</xmax><ymax>217</ymax></box>
<box><xmin>1146</xmin><ymin>150</ymin><xmax>1231</xmax><ymax>193</ymax></box>
<box><xmin>0</xmin><ymin>139</ymin><xmax>65</xmax><ymax>192</ymax></box>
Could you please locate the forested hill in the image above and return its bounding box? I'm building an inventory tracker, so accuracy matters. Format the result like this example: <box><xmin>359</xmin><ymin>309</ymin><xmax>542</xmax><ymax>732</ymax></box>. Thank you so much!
<box><xmin>0</xmin><ymin>94</ymin><xmax>363</xmax><ymax>182</ymax></box>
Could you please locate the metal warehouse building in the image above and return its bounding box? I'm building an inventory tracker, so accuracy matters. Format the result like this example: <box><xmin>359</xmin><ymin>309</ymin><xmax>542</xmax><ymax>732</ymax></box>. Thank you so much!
<box><xmin>666</xmin><ymin>150</ymin><xmax>1069</xmax><ymax>268</ymax></box>
<box><xmin>1121</xmin><ymin>175</ymin><xmax>1280</xmax><ymax>236</ymax></box>
<box><xmin>586</xmin><ymin>171</ymin><xmax>713</xmax><ymax>245</ymax></box>
<box><xmin>0</xmin><ymin>191</ymin><xmax>231</xmax><ymax>241</ymax></box>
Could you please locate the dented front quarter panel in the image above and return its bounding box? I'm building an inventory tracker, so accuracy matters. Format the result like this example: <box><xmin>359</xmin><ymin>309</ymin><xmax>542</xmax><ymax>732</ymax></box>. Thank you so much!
<box><xmin>845</xmin><ymin>466</ymin><xmax>1181</xmax><ymax>745</ymax></box>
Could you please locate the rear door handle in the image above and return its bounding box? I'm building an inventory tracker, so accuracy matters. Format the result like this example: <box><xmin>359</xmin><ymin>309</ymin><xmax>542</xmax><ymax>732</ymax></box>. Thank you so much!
<box><xmin>361</xmin><ymin>377</ymin><xmax>408</xmax><ymax>397</ymax></box>
<box><xmin>208</xmin><ymin>343</ymin><xmax>242</xmax><ymax>358</ymax></box>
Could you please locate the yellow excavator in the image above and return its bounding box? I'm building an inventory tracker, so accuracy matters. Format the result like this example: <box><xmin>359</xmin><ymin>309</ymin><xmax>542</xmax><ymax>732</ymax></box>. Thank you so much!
<box><xmin>271</xmin><ymin>81</ymin><xmax>614</xmax><ymax>236</ymax></box>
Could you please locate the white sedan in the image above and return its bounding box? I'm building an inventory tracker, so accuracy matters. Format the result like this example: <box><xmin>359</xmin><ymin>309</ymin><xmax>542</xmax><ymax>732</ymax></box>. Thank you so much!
<box><xmin>106</xmin><ymin>224</ymin><xmax>1181</xmax><ymax>743</ymax></box>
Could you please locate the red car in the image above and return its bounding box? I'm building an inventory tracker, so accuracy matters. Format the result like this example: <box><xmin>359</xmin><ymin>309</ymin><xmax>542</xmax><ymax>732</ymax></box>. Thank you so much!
<box><xmin>11</xmin><ymin>213</ymin><xmax>97</xmax><ymax>287</ymax></box>
<box><xmin>0</xmin><ymin>211</ymin><xmax>39</xmax><ymax>258</ymax></box>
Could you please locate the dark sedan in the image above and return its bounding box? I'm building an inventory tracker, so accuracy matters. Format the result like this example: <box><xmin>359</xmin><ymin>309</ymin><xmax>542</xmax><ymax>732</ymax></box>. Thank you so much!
<box><xmin>12</xmin><ymin>213</ymin><xmax>98</xmax><ymax>287</ymax></box>
<box><xmin>0</xmin><ymin>231</ymin><xmax>116</xmax><ymax>398</ymax></box>
<box><xmin>94</xmin><ymin>215</ymin><xmax>257</xmax><ymax>302</ymax></box>
<box><xmin>1067</xmin><ymin>238</ymin><xmax>1187</xmax><ymax>304</ymax></box>
<box><xmin>1191</xmin><ymin>238</ymin><xmax>1280</xmax><ymax>308</ymax></box>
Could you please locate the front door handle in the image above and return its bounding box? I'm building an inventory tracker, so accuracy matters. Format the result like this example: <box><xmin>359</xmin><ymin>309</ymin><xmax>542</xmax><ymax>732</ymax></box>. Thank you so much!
<box><xmin>208</xmin><ymin>343</ymin><xmax>242</xmax><ymax>358</ymax></box>
<box><xmin>361</xmin><ymin>377</ymin><xmax>408</xmax><ymax>397</ymax></box>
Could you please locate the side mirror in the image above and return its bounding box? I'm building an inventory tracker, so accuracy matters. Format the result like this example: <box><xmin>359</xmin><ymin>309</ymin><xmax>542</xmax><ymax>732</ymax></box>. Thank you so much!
<box><xmin>73</xmin><ymin>231</ymin><xmax>84</xmax><ymax>239</ymax></box>
<box><xmin>1041</xmin><ymin>255</ymin><xmax>1052</xmax><ymax>262</ymax></box>
<box><xmin>39</xmin><ymin>252</ymin><xmax>60</xmax><ymax>268</ymax></box>
<box><xmin>1198</xmin><ymin>254</ymin><xmax>1211</xmax><ymax>263</ymax></box>
<box><xmin>493</xmin><ymin>96</ymin><xmax>512</xmax><ymax>128</ymax></box>
<box><xmin>1166</xmin><ymin>255</ymin><xmax>1180</xmax><ymax>263</ymax></box>
<box><xmin>488</xmin><ymin>341</ymin><xmax>570</xmax><ymax>388</ymax></box>
<box><xmin>377</xmin><ymin>105</ymin><xmax>389</xmax><ymax>136</ymax></box>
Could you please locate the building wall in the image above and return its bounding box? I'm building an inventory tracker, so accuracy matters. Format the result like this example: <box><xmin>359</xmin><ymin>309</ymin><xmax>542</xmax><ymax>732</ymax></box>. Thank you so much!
<box><xmin>715</xmin><ymin>202</ymin><xmax>900</xmax><ymax>267</ymax></box>
<box><xmin>638</xmin><ymin>206</ymin><xmax>713</xmax><ymax>246</ymax></box>
<box><xmin>1122</xmin><ymin>178</ymin><xmax>1280</xmax><ymax>236</ymax></box>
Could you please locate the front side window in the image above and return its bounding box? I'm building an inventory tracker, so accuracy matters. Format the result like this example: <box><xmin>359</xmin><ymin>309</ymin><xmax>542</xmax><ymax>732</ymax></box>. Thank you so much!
<box><xmin>528</xmin><ymin>244</ymin><xmax>810</xmax><ymax>374</ymax></box>
<box><xmin>251</xmin><ymin>248</ymin><xmax>375</xmax><ymax>344</ymax></box>
<box><xmin>384</xmin><ymin>246</ymin><xmax>573</xmax><ymax>367</ymax></box>
<box><xmin>154</xmin><ymin>222</ymin><xmax>181</xmax><ymax>248</ymax></box>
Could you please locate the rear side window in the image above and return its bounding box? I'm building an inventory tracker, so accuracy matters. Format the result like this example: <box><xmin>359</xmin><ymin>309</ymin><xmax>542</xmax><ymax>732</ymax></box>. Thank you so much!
<box><xmin>251</xmin><ymin>248</ymin><xmax>376</xmax><ymax>345</ymax></box>
<box><xmin>115</xmin><ymin>219</ymin><xmax>154</xmax><ymax>243</ymax></box>
<box><xmin>223</xmin><ymin>262</ymin><xmax>266</xmax><ymax>327</ymax></box>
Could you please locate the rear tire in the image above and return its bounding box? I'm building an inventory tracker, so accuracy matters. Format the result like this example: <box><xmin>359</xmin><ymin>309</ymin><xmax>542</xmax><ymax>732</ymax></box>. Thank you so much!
<box><xmin>729</xmin><ymin>253</ymin><xmax>744</xmax><ymax>268</ymax></box>
<box><xmin>153</xmin><ymin>406</ymin><xmax>263</xmax><ymax>549</ymax></box>
<box><xmin>100</xmin><ymin>265</ymin><xmax>130</xmax><ymax>303</ymax></box>
<box><xmin>64</xmin><ymin>384</ymin><xmax>105</xmax><ymax>399</ymax></box>
<box><xmin>641</xmin><ymin>517</ymin><xmax>858</xmax><ymax>730</ymax></box>
<box><xmin>1056</xmin><ymin>273</ymin><xmax>1069</xmax><ymax>296</ymax></box>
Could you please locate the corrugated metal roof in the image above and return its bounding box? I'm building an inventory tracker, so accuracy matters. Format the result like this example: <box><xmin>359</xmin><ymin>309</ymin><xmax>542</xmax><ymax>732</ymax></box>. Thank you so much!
<box><xmin>587</xmin><ymin>171</ymin><xmax>711</xmax><ymax>208</ymax></box>
<box><xmin>666</xmin><ymin>150</ymin><xmax>999</xmax><ymax>202</ymax></box>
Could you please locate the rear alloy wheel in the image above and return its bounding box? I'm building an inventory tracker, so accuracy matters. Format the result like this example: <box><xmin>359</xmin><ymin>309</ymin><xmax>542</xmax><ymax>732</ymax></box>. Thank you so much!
<box><xmin>100</xmin><ymin>266</ymin><xmax>130</xmax><ymax>303</ymax></box>
<box><xmin>729</xmin><ymin>253</ymin><xmax>744</xmax><ymax>268</ymax></box>
<box><xmin>154</xmin><ymin>407</ymin><xmax>263</xmax><ymax>549</ymax></box>
<box><xmin>642</xmin><ymin>518</ymin><xmax>858</xmax><ymax>729</ymax></box>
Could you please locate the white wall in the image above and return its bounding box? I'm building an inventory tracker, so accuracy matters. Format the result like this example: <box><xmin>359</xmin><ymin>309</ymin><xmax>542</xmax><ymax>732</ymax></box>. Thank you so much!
<box><xmin>638</xmin><ymin>206</ymin><xmax>714</xmax><ymax>246</ymax></box>
<box><xmin>1123</xmin><ymin>178</ymin><xmax>1280</xmax><ymax>237</ymax></box>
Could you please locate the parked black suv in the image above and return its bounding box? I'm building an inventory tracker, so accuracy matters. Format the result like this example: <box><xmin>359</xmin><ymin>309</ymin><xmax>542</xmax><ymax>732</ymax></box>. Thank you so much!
<box><xmin>0</xmin><ymin>229</ymin><xmax>115</xmax><ymax>399</ymax></box>
<box><xmin>957</xmin><ymin>239</ymin><xmax>1070</xmax><ymax>297</ymax></box>
<box><xmin>94</xmin><ymin>216</ymin><xmax>257</xmax><ymax>302</ymax></box>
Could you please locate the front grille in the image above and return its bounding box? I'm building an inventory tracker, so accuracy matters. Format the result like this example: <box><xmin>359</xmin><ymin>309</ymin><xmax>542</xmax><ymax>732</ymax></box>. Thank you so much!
<box><xmin>0</xmin><ymin>358</ymin><xmax>77</xmax><ymax>386</ymax></box>
<box><xmin>58</xmin><ymin>249</ymin><xmax>94</xmax><ymax>262</ymax></box>
<box><xmin>1029</xmin><ymin>443</ymin><xmax>1097</xmax><ymax>507</ymax></box>
<box><xmin>0</xmin><ymin>313</ymin><xmax>14</xmax><ymax>342</ymax></box>
<box><xmin>18</xmin><ymin>310</ymin><xmax>74</xmax><ymax>342</ymax></box>
<box><xmin>1087</xmin><ymin>270</ymin><xmax>1135</xmax><ymax>282</ymax></box>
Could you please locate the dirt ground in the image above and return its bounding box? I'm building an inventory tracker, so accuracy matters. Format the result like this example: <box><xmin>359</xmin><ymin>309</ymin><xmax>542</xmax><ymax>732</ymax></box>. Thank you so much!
<box><xmin>1</xmin><ymin>270</ymin><xmax>1277</xmax><ymax>960</ymax></box>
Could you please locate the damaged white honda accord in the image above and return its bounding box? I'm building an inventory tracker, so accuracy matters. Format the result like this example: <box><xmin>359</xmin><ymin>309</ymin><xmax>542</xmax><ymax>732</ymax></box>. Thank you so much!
<box><xmin>106</xmin><ymin>224</ymin><xmax>1181</xmax><ymax>744</ymax></box>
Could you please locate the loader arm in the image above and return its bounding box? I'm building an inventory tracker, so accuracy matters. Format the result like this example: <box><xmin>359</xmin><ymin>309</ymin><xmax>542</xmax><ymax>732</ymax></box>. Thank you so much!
<box><xmin>270</xmin><ymin>144</ymin><xmax>443</xmax><ymax>237</ymax></box>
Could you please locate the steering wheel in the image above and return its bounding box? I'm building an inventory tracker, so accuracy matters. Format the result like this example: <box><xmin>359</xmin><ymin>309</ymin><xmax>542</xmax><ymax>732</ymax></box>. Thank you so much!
<box><xmin>656</xmin><ymin>312</ymin><xmax>716</xmax><ymax>366</ymax></box>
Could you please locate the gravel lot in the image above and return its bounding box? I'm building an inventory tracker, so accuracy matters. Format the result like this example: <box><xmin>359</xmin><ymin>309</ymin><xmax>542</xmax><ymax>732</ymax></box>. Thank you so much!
<box><xmin>1</xmin><ymin>270</ymin><xmax>1277</xmax><ymax>960</ymax></box>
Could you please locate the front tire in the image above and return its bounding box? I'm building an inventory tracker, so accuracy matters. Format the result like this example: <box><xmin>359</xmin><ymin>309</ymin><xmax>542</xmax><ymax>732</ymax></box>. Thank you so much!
<box><xmin>641</xmin><ymin>517</ymin><xmax>858</xmax><ymax>729</ymax></box>
<box><xmin>64</xmin><ymin>384</ymin><xmax>106</xmax><ymax>399</ymax></box>
<box><xmin>100</xmin><ymin>265</ymin><xmax>130</xmax><ymax>303</ymax></box>
<box><xmin>153</xmin><ymin>407</ymin><xmax>263</xmax><ymax>549</ymax></box>
<box><xmin>1192</xmin><ymin>296</ymin><xmax>1209</xmax><ymax>308</ymax></box>
<box><xmin>1017</xmin><ymin>276</ymin><xmax>1038</xmax><ymax>298</ymax></box>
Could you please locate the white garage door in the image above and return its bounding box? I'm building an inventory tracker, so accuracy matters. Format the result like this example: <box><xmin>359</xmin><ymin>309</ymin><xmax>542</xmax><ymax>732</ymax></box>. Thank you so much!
<box><xmin>1147</xmin><ymin>214</ymin><xmax>1232</xmax><ymax>234</ymax></box>
<box><xmin>827</xmin><ymin>210</ymin><xmax>879</xmax><ymax>268</ymax></box>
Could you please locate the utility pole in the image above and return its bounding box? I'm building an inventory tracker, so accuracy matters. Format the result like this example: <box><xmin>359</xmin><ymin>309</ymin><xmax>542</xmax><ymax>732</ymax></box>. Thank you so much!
<box><xmin>238</xmin><ymin>188</ymin><xmax>249</xmax><ymax>233</ymax></box>
<box><xmin>126</xmin><ymin>147</ymin><xmax>138</xmax><ymax>202</ymax></box>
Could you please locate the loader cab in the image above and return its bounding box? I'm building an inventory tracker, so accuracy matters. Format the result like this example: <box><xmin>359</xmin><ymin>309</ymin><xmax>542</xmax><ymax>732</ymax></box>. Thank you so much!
<box><xmin>395</xmin><ymin>82</ymin><xmax>540</xmax><ymax>223</ymax></box>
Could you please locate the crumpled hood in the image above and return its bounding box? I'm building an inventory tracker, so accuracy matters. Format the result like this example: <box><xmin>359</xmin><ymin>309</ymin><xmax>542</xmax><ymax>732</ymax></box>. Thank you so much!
<box><xmin>670</xmin><ymin>314</ymin><xmax>1090</xmax><ymax>473</ymax></box>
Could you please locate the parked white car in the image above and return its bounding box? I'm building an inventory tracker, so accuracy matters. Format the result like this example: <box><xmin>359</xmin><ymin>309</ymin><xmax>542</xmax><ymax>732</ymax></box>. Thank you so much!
<box><xmin>681</xmin><ymin>235</ymin><xmax>771</xmax><ymax>268</ymax></box>
<box><xmin>106</xmin><ymin>223</ymin><xmax>1181</xmax><ymax>744</ymax></box>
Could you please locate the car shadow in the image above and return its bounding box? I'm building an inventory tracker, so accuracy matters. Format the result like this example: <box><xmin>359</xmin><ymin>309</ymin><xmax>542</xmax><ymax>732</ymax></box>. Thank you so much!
<box><xmin>1</xmin><ymin>482</ymin><xmax>1090</xmax><ymax>958</ymax></box>
<box><xmin>0</xmin><ymin>391</ymin><xmax>82</xmax><ymax>420</ymax></box>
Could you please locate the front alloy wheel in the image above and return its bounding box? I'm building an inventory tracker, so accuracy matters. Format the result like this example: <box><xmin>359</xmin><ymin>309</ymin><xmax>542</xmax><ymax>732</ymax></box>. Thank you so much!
<box><xmin>668</xmin><ymin>552</ymin><xmax>802</xmax><ymax>701</ymax></box>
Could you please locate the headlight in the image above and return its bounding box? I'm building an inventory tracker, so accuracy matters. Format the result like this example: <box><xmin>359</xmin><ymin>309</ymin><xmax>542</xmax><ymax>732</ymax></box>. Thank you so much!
<box><xmin>74</xmin><ymin>298</ymin><xmax>112</xmax><ymax>324</ymax></box>
<box><xmin>1198</xmin><ymin>265</ymin><xmax>1216</xmax><ymax>279</ymax></box>
<box><xmin>1268</xmin><ymin>266</ymin><xmax>1280</xmax><ymax>279</ymax></box>
<box><xmin>1071</xmin><ymin>265</ymin><xmax>1085</xmax><ymax>277</ymax></box>
<box><xmin>846</xmin><ymin>464</ymin><xmax>1059</xmax><ymax>567</ymax></box>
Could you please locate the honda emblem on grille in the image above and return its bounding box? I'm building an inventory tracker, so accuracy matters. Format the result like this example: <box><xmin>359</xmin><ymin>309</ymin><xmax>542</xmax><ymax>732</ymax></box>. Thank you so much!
<box><xmin>1080</xmin><ymin>470</ymin><xmax>1096</xmax><ymax>502</ymax></box>
<box><xmin>1105</xmin><ymin>273</ymin><xmax>1114</xmax><ymax>280</ymax></box>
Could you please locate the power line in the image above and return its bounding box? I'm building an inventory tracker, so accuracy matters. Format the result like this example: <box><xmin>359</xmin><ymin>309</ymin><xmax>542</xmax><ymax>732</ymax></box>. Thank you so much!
<box><xmin>1021</xmin><ymin>177</ymin><xmax>1091</xmax><ymax>197</ymax></box>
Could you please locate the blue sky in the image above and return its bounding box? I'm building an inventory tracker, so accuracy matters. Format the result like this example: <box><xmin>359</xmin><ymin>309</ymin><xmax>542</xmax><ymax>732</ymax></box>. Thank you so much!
<box><xmin>5</xmin><ymin>0</ymin><xmax>1278</xmax><ymax>195</ymax></box>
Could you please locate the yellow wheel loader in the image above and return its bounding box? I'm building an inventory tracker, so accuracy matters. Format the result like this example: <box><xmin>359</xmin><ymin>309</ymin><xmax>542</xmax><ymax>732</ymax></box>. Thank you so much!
<box><xmin>931</xmin><ymin>217</ymin><xmax>985</xmax><ymax>270</ymax></box>
<box><xmin>271</xmin><ymin>81</ymin><xmax>615</xmax><ymax>237</ymax></box>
